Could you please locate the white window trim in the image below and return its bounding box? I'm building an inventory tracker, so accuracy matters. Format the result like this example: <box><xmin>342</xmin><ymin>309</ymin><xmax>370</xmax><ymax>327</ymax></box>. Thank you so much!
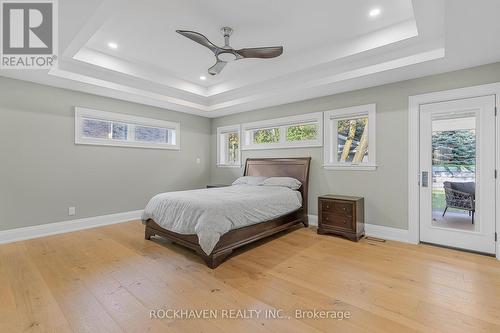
<box><xmin>74</xmin><ymin>107</ymin><xmax>180</xmax><ymax>150</ymax></box>
<box><xmin>323</xmin><ymin>104</ymin><xmax>377</xmax><ymax>171</ymax></box>
<box><xmin>241</xmin><ymin>112</ymin><xmax>323</xmax><ymax>150</ymax></box>
<box><xmin>216</xmin><ymin>124</ymin><xmax>242</xmax><ymax>168</ymax></box>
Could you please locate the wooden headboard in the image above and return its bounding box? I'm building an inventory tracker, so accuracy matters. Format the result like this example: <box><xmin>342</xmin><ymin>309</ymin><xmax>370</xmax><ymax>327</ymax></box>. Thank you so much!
<box><xmin>244</xmin><ymin>157</ymin><xmax>311</xmax><ymax>214</ymax></box>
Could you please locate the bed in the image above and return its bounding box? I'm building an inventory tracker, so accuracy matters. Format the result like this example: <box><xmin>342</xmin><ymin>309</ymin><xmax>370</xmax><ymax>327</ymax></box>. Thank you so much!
<box><xmin>143</xmin><ymin>157</ymin><xmax>311</xmax><ymax>268</ymax></box>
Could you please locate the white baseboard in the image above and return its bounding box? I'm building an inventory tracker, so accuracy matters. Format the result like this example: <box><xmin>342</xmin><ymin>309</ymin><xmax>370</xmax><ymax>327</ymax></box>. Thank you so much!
<box><xmin>0</xmin><ymin>210</ymin><xmax>143</xmax><ymax>244</ymax></box>
<box><xmin>308</xmin><ymin>214</ymin><xmax>318</xmax><ymax>226</ymax></box>
<box><xmin>308</xmin><ymin>214</ymin><xmax>409</xmax><ymax>243</ymax></box>
<box><xmin>1</xmin><ymin>212</ymin><xmax>409</xmax><ymax>245</ymax></box>
<box><xmin>363</xmin><ymin>223</ymin><xmax>409</xmax><ymax>243</ymax></box>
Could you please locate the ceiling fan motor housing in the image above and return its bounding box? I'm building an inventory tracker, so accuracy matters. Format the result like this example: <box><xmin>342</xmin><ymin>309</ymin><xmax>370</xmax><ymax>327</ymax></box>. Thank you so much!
<box><xmin>217</xmin><ymin>27</ymin><xmax>238</xmax><ymax>62</ymax></box>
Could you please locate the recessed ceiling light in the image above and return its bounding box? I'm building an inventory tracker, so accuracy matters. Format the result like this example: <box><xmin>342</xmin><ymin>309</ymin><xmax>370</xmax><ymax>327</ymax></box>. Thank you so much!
<box><xmin>107</xmin><ymin>42</ymin><xmax>118</xmax><ymax>49</ymax></box>
<box><xmin>369</xmin><ymin>8</ymin><xmax>381</xmax><ymax>17</ymax></box>
<box><xmin>199</xmin><ymin>75</ymin><xmax>207</xmax><ymax>80</ymax></box>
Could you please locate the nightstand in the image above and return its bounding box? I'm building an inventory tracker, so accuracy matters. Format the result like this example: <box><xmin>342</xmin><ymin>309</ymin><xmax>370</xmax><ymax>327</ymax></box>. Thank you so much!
<box><xmin>317</xmin><ymin>195</ymin><xmax>364</xmax><ymax>241</ymax></box>
<box><xmin>206</xmin><ymin>184</ymin><xmax>230</xmax><ymax>188</ymax></box>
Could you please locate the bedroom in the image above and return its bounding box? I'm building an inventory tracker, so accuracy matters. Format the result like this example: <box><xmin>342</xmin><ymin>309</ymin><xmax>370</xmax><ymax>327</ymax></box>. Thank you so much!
<box><xmin>1</xmin><ymin>0</ymin><xmax>500</xmax><ymax>332</ymax></box>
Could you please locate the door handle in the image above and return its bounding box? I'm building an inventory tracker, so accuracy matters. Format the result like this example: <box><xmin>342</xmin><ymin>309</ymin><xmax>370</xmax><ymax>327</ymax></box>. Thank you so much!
<box><xmin>421</xmin><ymin>171</ymin><xmax>429</xmax><ymax>188</ymax></box>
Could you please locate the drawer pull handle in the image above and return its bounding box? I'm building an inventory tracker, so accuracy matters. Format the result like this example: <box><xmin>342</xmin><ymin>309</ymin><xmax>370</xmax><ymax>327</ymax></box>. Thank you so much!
<box><xmin>326</xmin><ymin>205</ymin><xmax>330</xmax><ymax>209</ymax></box>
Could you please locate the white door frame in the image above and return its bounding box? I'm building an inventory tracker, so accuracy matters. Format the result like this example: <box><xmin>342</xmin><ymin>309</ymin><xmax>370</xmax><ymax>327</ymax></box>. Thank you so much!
<box><xmin>408</xmin><ymin>82</ymin><xmax>500</xmax><ymax>259</ymax></box>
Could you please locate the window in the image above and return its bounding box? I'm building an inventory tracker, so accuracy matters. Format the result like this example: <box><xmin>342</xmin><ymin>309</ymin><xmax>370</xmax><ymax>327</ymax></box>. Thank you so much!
<box><xmin>252</xmin><ymin>128</ymin><xmax>280</xmax><ymax>144</ymax></box>
<box><xmin>242</xmin><ymin>112</ymin><xmax>323</xmax><ymax>150</ymax></box>
<box><xmin>217</xmin><ymin>125</ymin><xmax>241</xmax><ymax>167</ymax></box>
<box><xmin>324</xmin><ymin>104</ymin><xmax>376</xmax><ymax>170</ymax></box>
<box><xmin>286</xmin><ymin>124</ymin><xmax>318</xmax><ymax>142</ymax></box>
<box><xmin>75</xmin><ymin>107</ymin><xmax>180</xmax><ymax>150</ymax></box>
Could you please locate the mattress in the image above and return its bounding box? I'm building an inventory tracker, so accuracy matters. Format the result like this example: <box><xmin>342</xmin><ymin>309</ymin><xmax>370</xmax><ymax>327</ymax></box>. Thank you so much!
<box><xmin>141</xmin><ymin>184</ymin><xmax>302</xmax><ymax>255</ymax></box>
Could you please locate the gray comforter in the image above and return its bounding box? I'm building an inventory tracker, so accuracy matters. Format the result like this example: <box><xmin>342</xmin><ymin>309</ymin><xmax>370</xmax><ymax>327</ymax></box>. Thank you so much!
<box><xmin>142</xmin><ymin>184</ymin><xmax>302</xmax><ymax>255</ymax></box>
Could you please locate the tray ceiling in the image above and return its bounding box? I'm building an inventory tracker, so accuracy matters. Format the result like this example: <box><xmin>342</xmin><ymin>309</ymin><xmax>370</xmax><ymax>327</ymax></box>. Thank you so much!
<box><xmin>2</xmin><ymin>0</ymin><xmax>500</xmax><ymax>117</ymax></box>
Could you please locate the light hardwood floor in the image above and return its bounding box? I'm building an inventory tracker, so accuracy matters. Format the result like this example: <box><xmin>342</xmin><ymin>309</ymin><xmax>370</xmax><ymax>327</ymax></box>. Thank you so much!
<box><xmin>1</xmin><ymin>221</ymin><xmax>499</xmax><ymax>333</ymax></box>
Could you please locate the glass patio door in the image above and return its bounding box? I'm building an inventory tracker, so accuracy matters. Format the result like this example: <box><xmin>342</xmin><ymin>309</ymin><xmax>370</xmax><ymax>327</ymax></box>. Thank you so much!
<box><xmin>419</xmin><ymin>95</ymin><xmax>496</xmax><ymax>254</ymax></box>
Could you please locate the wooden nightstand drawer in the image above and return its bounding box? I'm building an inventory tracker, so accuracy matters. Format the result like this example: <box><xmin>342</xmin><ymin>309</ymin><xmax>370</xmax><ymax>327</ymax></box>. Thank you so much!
<box><xmin>321</xmin><ymin>200</ymin><xmax>353</xmax><ymax>216</ymax></box>
<box><xmin>321</xmin><ymin>212</ymin><xmax>354</xmax><ymax>230</ymax></box>
<box><xmin>318</xmin><ymin>195</ymin><xmax>364</xmax><ymax>242</ymax></box>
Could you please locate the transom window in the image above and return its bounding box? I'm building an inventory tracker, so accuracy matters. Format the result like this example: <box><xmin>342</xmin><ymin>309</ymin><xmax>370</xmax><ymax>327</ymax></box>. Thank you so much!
<box><xmin>251</xmin><ymin>127</ymin><xmax>280</xmax><ymax>144</ymax></box>
<box><xmin>75</xmin><ymin>107</ymin><xmax>180</xmax><ymax>150</ymax></box>
<box><xmin>286</xmin><ymin>123</ymin><xmax>318</xmax><ymax>142</ymax></box>
<box><xmin>324</xmin><ymin>104</ymin><xmax>376</xmax><ymax>170</ymax></box>
<box><xmin>217</xmin><ymin>125</ymin><xmax>241</xmax><ymax>167</ymax></box>
<box><xmin>242</xmin><ymin>112</ymin><xmax>323</xmax><ymax>150</ymax></box>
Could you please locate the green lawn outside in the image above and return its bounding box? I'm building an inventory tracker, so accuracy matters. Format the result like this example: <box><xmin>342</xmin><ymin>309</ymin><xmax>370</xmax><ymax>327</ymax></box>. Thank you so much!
<box><xmin>432</xmin><ymin>188</ymin><xmax>446</xmax><ymax>210</ymax></box>
<box><xmin>432</xmin><ymin>188</ymin><xmax>464</xmax><ymax>213</ymax></box>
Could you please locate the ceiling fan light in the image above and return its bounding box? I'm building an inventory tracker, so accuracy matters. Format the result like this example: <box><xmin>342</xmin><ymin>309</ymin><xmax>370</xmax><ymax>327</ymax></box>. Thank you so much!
<box><xmin>217</xmin><ymin>52</ymin><xmax>237</xmax><ymax>62</ymax></box>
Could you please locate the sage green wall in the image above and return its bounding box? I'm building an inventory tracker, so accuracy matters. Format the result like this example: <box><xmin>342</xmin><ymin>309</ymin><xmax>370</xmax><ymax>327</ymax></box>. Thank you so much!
<box><xmin>210</xmin><ymin>62</ymin><xmax>500</xmax><ymax>230</ymax></box>
<box><xmin>0</xmin><ymin>77</ymin><xmax>211</xmax><ymax>231</ymax></box>
<box><xmin>2</xmin><ymin>63</ymin><xmax>499</xmax><ymax>233</ymax></box>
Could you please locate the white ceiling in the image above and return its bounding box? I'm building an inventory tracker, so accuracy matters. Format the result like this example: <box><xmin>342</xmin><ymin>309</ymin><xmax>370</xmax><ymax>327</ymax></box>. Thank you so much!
<box><xmin>2</xmin><ymin>0</ymin><xmax>500</xmax><ymax>118</ymax></box>
<box><xmin>84</xmin><ymin>0</ymin><xmax>415</xmax><ymax>86</ymax></box>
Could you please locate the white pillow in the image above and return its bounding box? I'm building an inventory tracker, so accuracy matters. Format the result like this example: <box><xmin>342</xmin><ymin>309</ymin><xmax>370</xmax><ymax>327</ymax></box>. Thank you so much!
<box><xmin>232</xmin><ymin>176</ymin><xmax>268</xmax><ymax>186</ymax></box>
<box><xmin>261</xmin><ymin>177</ymin><xmax>302</xmax><ymax>190</ymax></box>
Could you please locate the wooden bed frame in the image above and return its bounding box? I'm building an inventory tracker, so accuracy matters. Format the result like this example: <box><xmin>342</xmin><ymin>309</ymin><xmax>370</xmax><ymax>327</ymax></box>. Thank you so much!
<box><xmin>144</xmin><ymin>157</ymin><xmax>311</xmax><ymax>268</ymax></box>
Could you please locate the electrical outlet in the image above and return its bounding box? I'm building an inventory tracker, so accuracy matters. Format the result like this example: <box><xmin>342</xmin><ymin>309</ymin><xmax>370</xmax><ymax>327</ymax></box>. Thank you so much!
<box><xmin>196</xmin><ymin>157</ymin><xmax>201</xmax><ymax>164</ymax></box>
<box><xmin>68</xmin><ymin>206</ymin><xmax>76</xmax><ymax>216</ymax></box>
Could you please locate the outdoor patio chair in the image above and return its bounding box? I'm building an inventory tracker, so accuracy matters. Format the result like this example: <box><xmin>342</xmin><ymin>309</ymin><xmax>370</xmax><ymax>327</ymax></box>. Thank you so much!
<box><xmin>442</xmin><ymin>181</ymin><xmax>475</xmax><ymax>223</ymax></box>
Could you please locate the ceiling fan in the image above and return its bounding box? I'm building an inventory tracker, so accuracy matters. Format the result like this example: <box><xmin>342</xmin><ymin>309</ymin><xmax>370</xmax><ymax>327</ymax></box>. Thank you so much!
<box><xmin>176</xmin><ymin>27</ymin><xmax>283</xmax><ymax>76</ymax></box>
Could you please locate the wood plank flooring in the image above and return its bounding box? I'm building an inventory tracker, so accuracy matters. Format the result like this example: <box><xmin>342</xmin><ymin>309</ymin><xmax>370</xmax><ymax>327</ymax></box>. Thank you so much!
<box><xmin>1</xmin><ymin>221</ymin><xmax>499</xmax><ymax>332</ymax></box>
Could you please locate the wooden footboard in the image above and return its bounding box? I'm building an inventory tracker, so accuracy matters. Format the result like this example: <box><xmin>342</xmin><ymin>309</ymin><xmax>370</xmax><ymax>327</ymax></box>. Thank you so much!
<box><xmin>145</xmin><ymin>209</ymin><xmax>307</xmax><ymax>268</ymax></box>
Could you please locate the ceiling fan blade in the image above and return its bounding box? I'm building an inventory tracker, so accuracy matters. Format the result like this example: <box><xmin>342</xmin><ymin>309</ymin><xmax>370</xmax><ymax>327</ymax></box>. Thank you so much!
<box><xmin>176</xmin><ymin>30</ymin><xmax>221</xmax><ymax>54</ymax></box>
<box><xmin>235</xmin><ymin>46</ymin><xmax>283</xmax><ymax>59</ymax></box>
<box><xmin>208</xmin><ymin>60</ymin><xmax>227</xmax><ymax>75</ymax></box>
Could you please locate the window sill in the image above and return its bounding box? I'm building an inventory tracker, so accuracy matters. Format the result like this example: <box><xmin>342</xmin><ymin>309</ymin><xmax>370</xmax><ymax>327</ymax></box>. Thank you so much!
<box><xmin>216</xmin><ymin>164</ymin><xmax>242</xmax><ymax>168</ymax></box>
<box><xmin>323</xmin><ymin>164</ymin><xmax>378</xmax><ymax>171</ymax></box>
<box><xmin>75</xmin><ymin>140</ymin><xmax>180</xmax><ymax>150</ymax></box>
